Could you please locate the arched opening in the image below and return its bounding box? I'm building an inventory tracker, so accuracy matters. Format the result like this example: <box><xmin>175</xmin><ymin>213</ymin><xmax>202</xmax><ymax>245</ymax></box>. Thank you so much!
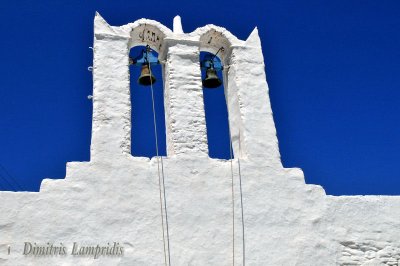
<box><xmin>129</xmin><ymin>46</ymin><xmax>166</xmax><ymax>157</ymax></box>
<box><xmin>200</xmin><ymin>51</ymin><xmax>232</xmax><ymax>159</ymax></box>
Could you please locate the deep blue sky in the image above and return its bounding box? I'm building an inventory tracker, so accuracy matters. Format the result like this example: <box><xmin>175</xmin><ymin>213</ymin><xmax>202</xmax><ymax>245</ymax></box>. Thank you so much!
<box><xmin>0</xmin><ymin>1</ymin><xmax>399</xmax><ymax>195</ymax></box>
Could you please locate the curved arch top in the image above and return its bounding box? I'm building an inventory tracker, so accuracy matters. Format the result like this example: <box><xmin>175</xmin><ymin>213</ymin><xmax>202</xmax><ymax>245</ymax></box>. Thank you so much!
<box><xmin>122</xmin><ymin>19</ymin><xmax>173</xmax><ymax>53</ymax></box>
<box><xmin>190</xmin><ymin>25</ymin><xmax>244</xmax><ymax>61</ymax></box>
<box><xmin>94</xmin><ymin>13</ymin><xmax>246</xmax><ymax>58</ymax></box>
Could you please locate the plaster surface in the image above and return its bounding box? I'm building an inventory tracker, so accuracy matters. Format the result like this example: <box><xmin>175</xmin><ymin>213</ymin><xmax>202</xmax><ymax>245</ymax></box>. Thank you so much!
<box><xmin>0</xmin><ymin>14</ymin><xmax>399</xmax><ymax>266</ymax></box>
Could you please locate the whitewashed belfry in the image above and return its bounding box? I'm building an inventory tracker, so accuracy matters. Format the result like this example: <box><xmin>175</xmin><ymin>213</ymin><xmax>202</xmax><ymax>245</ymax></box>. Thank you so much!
<box><xmin>91</xmin><ymin>13</ymin><xmax>281</xmax><ymax>162</ymax></box>
<box><xmin>1</xmin><ymin>13</ymin><xmax>400</xmax><ymax>265</ymax></box>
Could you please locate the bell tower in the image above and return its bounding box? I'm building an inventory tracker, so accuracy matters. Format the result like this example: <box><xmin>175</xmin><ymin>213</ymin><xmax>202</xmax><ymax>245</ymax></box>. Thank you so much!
<box><xmin>90</xmin><ymin>13</ymin><xmax>281</xmax><ymax>165</ymax></box>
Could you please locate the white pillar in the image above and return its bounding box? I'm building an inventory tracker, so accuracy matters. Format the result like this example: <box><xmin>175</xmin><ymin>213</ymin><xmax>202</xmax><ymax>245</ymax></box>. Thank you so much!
<box><xmin>90</xmin><ymin>14</ymin><xmax>131</xmax><ymax>160</ymax></box>
<box><xmin>163</xmin><ymin>41</ymin><xmax>208</xmax><ymax>156</ymax></box>
<box><xmin>226</xmin><ymin>28</ymin><xmax>281</xmax><ymax>165</ymax></box>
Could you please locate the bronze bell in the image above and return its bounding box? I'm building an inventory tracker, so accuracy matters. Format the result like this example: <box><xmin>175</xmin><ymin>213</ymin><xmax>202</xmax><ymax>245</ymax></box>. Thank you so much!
<box><xmin>202</xmin><ymin>67</ymin><xmax>222</xmax><ymax>88</ymax></box>
<box><xmin>138</xmin><ymin>64</ymin><xmax>156</xmax><ymax>86</ymax></box>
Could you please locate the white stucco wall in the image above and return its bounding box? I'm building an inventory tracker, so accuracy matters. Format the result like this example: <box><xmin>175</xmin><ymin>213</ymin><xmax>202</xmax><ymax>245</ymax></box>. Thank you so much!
<box><xmin>0</xmin><ymin>13</ymin><xmax>399</xmax><ymax>266</ymax></box>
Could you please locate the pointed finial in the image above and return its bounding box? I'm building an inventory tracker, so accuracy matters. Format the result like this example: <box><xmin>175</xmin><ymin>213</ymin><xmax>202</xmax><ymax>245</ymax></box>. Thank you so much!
<box><xmin>173</xmin><ymin>15</ymin><xmax>184</xmax><ymax>34</ymax></box>
<box><xmin>94</xmin><ymin>12</ymin><xmax>113</xmax><ymax>34</ymax></box>
<box><xmin>246</xmin><ymin>27</ymin><xmax>261</xmax><ymax>47</ymax></box>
